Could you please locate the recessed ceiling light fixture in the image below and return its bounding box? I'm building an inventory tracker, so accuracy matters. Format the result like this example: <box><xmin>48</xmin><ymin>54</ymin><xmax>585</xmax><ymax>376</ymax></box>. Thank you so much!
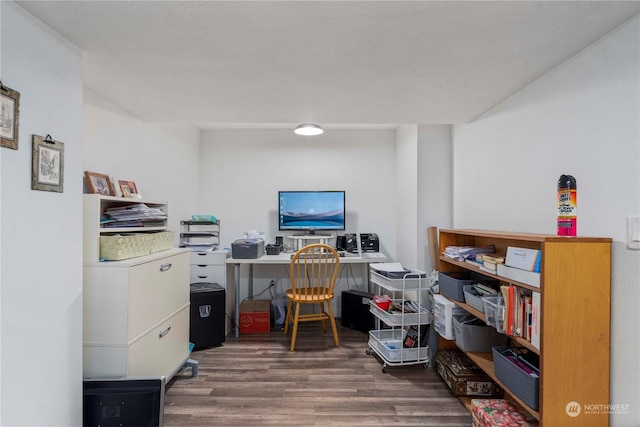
<box><xmin>294</xmin><ymin>123</ymin><xmax>323</xmax><ymax>136</ymax></box>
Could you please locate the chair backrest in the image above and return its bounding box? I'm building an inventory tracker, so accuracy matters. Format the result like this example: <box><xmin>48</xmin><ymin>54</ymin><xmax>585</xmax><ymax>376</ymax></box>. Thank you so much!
<box><xmin>289</xmin><ymin>243</ymin><xmax>340</xmax><ymax>298</ymax></box>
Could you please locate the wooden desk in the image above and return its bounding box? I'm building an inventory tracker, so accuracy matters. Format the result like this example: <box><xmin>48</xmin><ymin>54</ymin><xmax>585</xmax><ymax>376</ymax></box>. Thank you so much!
<box><xmin>226</xmin><ymin>252</ymin><xmax>387</xmax><ymax>338</ymax></box>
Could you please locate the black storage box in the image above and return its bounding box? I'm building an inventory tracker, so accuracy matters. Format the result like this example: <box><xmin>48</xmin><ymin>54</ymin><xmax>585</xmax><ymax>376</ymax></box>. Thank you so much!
<box><xmin>231</xmin><ymin>239</ymin><xmax>265</xmax><ymax>259</ymax></box>
<box><xmin>83</xmin><ymin>377</ymin><xmax>165</xmax><ymax>427</ymax></box>
<box><xmin>265</xmin><ymin>243</ymin><xmax>283</xmax><ymax>255</ymax></box>
<box><xmin>341</xmin><ymin>290</ymin><xmax>374</xmax><ymax>333</ymax></box>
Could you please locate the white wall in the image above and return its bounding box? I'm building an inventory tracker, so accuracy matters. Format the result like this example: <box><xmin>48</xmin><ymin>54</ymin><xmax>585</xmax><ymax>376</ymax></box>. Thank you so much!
<box><xmin>1</xmin><ymin>2</ymin><xmax>84</xmax><ymax>425</ymax></box>
<box><xmin>453</xmin><ymin>15</ymin><xmax>640</xmax><ymax>427</ymax></box>
<box><xmin>395</xmin><ymin>125</ymin><xmax>419</xmax><ymax>268</ymax></box>
<box><xmin>83</xmin><ymin>90</ymin><xmax>201</xmax><ymax>242</ymax></box>
<box><xmin>417</xmin><ymin>124</ymin><xmax>452</xmax><ymax>272</ymax></box>
<box><xmin>199</xmin><ymin>129</ymin><xmax>397</xmax><ymax>301</ymax></box>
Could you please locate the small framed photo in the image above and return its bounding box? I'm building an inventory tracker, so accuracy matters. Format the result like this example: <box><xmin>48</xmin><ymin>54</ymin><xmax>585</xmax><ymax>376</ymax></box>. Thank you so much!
<box><xmin>1</xmin><ymin>83</ymin><xmax>20</xmax><ymax>150</ymax></box>
<box><xmin>32</xmin><ymin>134</ymin><xmax>64</xmax><ymax>193</ymax></box>
<box><xmin>114</xmin><ymin>178</ymin><xmax>142</xmax><ymax>199</ymax></box>
<box><xmin>84</xmin><ymin>171</ymin><xmax>115</xmax><ymax>196</ymax></box>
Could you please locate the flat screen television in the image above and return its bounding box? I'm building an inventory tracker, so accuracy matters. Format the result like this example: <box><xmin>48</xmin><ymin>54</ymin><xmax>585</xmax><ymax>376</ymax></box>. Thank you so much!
<box><xmin>278</xmin><ymin>190</ymin><xmax>345</xmax><ymax>235</ymax></box>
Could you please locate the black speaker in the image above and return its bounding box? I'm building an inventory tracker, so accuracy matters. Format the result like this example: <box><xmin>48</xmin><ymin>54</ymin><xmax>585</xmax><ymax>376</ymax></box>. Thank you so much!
<box><xmin>341</xmin><ymin>290</ymin><xmax>374</xmax><ymax>333</ymax></box>
<box><xmin>276</xmin><ymin>236</ymin><xmax>283</xmax><ymax>245</ymax></box>
<box><xmin>336</xmin><ymin>235</ymin><xmax>347</xmax><ymax>251</ymax></box>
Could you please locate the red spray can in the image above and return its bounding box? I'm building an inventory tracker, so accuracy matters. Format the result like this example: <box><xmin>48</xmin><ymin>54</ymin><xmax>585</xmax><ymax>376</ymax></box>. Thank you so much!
<box><xmin>557</xmin><ymin>175</ymin><xmax>577</xmax><ymax>236</ymax></box>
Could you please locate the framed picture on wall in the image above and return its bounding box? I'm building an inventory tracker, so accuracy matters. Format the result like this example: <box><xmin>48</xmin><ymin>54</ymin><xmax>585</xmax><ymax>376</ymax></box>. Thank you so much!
<box><xmin>84</xmin><ymin>171</ymin><xmax>115</xmax><ymax>196</ymax></box>
<box><xmin>0</xmin><ymin>82</ymin><xmax>20</xmax><ymax>150</ymax></box>
<box><xmin>32</xmin><ymin>134</ymin><xmax>64</xmax><ymax>193</ymax></box>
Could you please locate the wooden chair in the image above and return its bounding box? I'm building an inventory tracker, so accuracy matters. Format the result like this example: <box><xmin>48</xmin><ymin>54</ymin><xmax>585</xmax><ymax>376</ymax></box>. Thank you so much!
<box><xmin>284</xmin><ymin>243</ymin><xmax>340</xmax><ymax>351</ymax></box>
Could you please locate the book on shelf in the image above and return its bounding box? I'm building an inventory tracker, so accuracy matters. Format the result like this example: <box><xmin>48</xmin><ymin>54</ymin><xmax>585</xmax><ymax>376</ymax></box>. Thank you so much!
<box><xmin>477</xmin><ymin>253</ymin><xmax>506</xmax><ymax>264</ymax></box>
<box><xmin>403</xmin><ymin>325</ymin><xmax>429</xmax><ymax>348</ymax></box>
<box><xmin>499</xmin><ymin>284</ymin><xmax>538</xmax><ymax>344</ymax></box>
<box><xmin>531</xmin><ymin>292</ymin><xmax>541</xmax><ymax>350</ymax></box>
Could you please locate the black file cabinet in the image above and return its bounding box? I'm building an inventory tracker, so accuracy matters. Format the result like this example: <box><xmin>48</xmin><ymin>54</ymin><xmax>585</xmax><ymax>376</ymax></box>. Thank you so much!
<box><xmin>190</xmin><ymin>282</ymin><xmax>226</xmax><ymax>349</ymax></box>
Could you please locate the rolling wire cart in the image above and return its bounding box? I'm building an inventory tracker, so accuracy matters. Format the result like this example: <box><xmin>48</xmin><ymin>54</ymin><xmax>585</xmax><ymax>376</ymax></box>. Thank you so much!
<box><xmin>366</xmin><ymin>267</ymin><xmax>430</xmax><ymax>372</ymax></box>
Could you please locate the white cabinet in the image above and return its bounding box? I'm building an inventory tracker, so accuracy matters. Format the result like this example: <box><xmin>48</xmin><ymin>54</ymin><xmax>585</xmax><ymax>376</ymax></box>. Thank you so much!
<box><xmin>189</xmin><ymin>249</ymin><xmax>229</xmax><ymax>286</ymax></box>
<box><xmin>83</xmin><ymin>249</ymin><xmax>190</xmax><ymax>379</ymax></box>
<box><xmin>367</xmin><ymin>269</ymin><xmax>430</xmax><ymax>372</ymax></box>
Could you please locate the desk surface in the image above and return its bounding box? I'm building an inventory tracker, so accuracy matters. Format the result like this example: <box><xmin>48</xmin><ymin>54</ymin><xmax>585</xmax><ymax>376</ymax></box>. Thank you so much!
<box><xmin>227</xmin><ymin>252</ymin><xmax>387</xmax><ymax>264</ymax></box>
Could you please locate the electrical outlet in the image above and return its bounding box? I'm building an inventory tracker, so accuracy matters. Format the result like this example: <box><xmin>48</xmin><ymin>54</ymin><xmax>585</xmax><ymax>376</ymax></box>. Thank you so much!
<box><xmin>627</xmin><ymin>216</ymin><xmax>640</xmax><ymax>249</ymax></box>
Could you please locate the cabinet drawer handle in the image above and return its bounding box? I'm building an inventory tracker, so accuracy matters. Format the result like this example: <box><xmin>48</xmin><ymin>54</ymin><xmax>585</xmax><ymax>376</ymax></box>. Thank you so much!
<box><xmin>197</xmin><ymin>253</ymin><xmax>207</xmax><ymax>257</ymax></box>
<box><xmin>159</xmin><ymin>263</ymin><xmax>172</xmax><ymax>272</ymax></box>
<box><xmin>159</xmin><ymin>326</ymin><xmax>171</xmax><ymax>338</ymax></box>
<box><xmin>197</xmin><ymin>264</ymin><xmax>207</xmax><ymax>267</ymax></box>
<box><xmin>198</xmin><ymin>275</ymin><xmax>207</xmax><ymax>279</ymax></box>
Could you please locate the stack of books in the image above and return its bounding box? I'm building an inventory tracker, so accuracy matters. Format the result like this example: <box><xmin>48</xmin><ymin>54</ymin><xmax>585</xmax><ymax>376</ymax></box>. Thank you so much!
<box><xmin>475</xmin><ymin>253</ymin><xmax>505</xmax><ymax>275</ymax></box>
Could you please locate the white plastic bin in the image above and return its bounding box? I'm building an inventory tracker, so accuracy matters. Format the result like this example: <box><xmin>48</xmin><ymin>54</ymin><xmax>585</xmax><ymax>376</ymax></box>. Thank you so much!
<box><xmin>433</xmin><ymin>294</ymin><xmax>466</xmax><ymax>340</ymax></box>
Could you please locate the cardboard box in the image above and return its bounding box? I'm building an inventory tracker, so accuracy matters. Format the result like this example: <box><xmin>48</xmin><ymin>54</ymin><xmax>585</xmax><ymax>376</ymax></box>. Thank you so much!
<box><xmin>239</xmin><ymin>300</ymin><xmax>271</xmax><ymax>334</ymax></box>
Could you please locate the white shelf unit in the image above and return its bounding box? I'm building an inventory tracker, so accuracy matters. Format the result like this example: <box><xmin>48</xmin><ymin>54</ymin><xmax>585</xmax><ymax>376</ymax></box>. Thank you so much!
<box><xmin>180</xmin><ymin>220</ymin><xmax>220</xmax><ymax>249</ymax></box>
<box><xmin>367</xmin><ymin>269</ymin><xmax>430</xmax><ymax>372</ymax></box>
<box><xmin>83</xmin><ymin>194</ymin><xmax>169</xmax><ymax>262</ymax></box>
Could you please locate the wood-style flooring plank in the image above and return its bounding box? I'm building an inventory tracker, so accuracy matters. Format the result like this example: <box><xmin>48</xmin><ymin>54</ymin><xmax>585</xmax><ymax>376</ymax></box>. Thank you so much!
<box><xmin>164</xmin><ymin>324</ymin><xmax>471</xmax><ymax>427</ymax></box>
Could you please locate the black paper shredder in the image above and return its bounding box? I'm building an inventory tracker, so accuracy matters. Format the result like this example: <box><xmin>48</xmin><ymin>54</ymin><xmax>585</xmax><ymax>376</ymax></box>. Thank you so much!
<box><xmin>190</xmin><ymin>282</ymin><xmax>226</xmax><ymax>349</ymax></box>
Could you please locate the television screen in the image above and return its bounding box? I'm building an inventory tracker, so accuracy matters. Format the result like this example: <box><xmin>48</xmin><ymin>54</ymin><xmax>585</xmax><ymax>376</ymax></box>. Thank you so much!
<box><xmin>279</xmin><ymin>191</ymin><xmax>345</xmax><ymax>233</ymax></box>
<box><xmin>83</xmin><ymin>377</ymin><xmax>165</xmax><ymax>427</ymax></box>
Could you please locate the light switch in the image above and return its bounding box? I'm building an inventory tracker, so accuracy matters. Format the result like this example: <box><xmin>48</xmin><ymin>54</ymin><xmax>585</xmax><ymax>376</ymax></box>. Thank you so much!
<box><xmin>627</xmin><ymin>216</ymin><xmax>640</xmax><ymax>249</ymax></box>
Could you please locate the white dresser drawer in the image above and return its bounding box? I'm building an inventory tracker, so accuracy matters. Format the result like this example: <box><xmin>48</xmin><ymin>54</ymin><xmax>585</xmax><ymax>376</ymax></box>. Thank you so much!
<box><xmin>128</xmin><ymin>306</ymin><xmax>189</xmax><ymax>378</ymax></box>
<box><xmin>190</xmin><ymin>265</ymin><xmax>225</xmax><ymax>285</ymax></box>
<box><xmin>190</xmin><ymin>250</ymin><xmax>228</xmax><ymax>265</ymax></box>
<box><xmin>128</xmin><ymin>251</ymin><xmax>189</xmax><ymax>338</ymax></box>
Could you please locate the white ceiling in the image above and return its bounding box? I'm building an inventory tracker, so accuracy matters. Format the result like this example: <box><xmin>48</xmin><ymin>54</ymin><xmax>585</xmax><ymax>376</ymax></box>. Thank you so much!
<box><xmin>16</xmin><ymin>1</ymin><xmax>640</xmax><ymax>130</ymax></box>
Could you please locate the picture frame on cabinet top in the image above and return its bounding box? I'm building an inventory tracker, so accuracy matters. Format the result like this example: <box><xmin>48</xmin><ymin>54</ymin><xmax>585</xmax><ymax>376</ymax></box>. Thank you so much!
<box><xmin>114</xmin><ymin>178</ymin><xmax>142</xmax><ymax>199</ymax></box>
<box><xmin>84</xmin><ymin>171</ymin><xmax>115</xmax><ymax>196</ymax></box>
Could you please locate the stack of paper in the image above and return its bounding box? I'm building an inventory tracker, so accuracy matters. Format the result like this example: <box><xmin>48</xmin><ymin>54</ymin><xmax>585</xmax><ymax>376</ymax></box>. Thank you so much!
<box><xmin>443</xmin><ymin>245</ymin><xmax>495</xmax><ymax>262</ymax></box>
<box><xmin>103</xmin><ymin>203</ymin><xmax>167</xmax><ymax>227</ymax></box>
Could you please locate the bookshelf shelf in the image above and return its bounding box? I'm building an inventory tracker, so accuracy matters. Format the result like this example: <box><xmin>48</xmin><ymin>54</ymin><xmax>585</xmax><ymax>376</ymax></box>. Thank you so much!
<box><xmin>438</xmin><ymin>229</ymin><xmax>611</xmax><ymax>426</ymax></box>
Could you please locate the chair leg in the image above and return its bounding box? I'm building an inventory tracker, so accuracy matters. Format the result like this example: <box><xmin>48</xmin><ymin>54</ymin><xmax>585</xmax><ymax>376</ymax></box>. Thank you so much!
<box><xmin>326</xmin><ymin>300</ymin><xmax>340</xmax><ymax>347</ymax></box>
<box><xmin>284</xmin><ymin>299</ymin><xmax>293</xmax><ymax>335</ymax></box>
<box><xmin>320</xmin><ymin>303</ymin><xmax>327</xmax><ymax>332</ymax></box>
<box><xmin>290</xmin><ymin>303</ymin><xmax>301</xmax><ymax>351</ymax></box>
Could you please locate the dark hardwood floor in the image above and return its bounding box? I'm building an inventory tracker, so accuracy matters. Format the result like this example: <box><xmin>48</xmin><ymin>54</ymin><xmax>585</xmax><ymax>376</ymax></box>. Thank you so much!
<box><xmin>164</xmin><ymin>324</ymin><xmax>471</xmax><ymax>427</ymax></box>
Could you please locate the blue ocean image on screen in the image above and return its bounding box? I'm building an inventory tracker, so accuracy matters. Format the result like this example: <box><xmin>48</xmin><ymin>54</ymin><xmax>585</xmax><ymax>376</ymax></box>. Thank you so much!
<box><xmin>279</xmin><ymin>192</ymin><xmax>345</xmax><ymax>229</ymax></box>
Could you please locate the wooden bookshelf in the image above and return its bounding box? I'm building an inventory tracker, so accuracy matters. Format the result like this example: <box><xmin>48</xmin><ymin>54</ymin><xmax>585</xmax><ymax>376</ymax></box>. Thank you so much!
<box><xmin>438</xmin><ymin>229</ymin><xmax>611</xmax><ymax>427</ymax></box>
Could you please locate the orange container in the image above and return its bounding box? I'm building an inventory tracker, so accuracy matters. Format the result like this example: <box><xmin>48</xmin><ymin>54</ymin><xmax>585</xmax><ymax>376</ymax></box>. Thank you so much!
<box><xmin>239</xmin><ymin>300</ymin><xmax>271</xmax><ymax>334</ymax></box>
